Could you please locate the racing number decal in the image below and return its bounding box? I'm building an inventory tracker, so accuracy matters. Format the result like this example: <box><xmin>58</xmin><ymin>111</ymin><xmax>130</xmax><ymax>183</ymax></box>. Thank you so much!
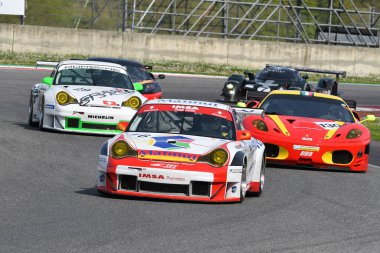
<box><xmin>316</xmin><ymin>122</ymin><xmax>341</xmax><ymax>129</ymax></box>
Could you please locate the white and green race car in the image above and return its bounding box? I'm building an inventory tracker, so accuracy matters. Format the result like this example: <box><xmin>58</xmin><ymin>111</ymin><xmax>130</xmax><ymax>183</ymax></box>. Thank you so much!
<box><xmin>28</xmin><ymin>60</ymin><xmax>147</xmax><ymax>135</ymax></box>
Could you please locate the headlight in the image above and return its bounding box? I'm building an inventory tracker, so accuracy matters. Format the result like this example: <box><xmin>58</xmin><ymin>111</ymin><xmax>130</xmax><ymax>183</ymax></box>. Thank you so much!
<box><xmin>226</xmin><ymin>83</ymin><xmax>234</xmax><ymax>90</ymax></box>
<box><xmin>56</xmin><ymin>91</ymin><xmax>77</xmax><ymax>105</ymax></box>
<box><xmin>110</xmin><ymin>140</ymin><xmax>137</xmax><ymax>159</ymax></box>
<box><xmin>122</xmin><ymin>96</ymin><xmax>142</xmax><ymax>110</ymax></box>
<box><xmin>252</xmin><ymin>119</ymin><xmax>268</xmax><ymax>131</ymax></box>
<box><xmin>346</xmin><ymin>129</ymin><xmax>362</xmax><ymax>139</ymax></box>
<box><xmin>198</xmin><ymin>148</ymin><xmax>228</xmax><ymax>167</ymax></box>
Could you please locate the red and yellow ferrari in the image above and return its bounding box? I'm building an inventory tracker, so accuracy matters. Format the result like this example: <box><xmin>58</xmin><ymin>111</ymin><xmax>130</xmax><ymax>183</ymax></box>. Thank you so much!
<box><xmin>242</xmin><ymin>90</ymin><xmax>375</xmax><ymax>172</ymax></box>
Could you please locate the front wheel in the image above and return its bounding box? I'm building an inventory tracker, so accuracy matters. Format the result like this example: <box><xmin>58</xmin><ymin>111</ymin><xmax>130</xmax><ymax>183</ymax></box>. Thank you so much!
<box><xmin>251</xmin><ymin>156</ymin><xmax>266</xmax><ymax>197</ymax></box>
<box><xmin>239</xmin><ymin>160</ymin><xmax>247</xmax><ymax>202</ymax></box>
<box><xmin>38</xmin><ymin>97</ymin><xmax>45</xmax><ymax>130</ymax></box>
<box><xmin>28</xmin><ymin>93</ymin><xmax>37</xmax><ymax>127</ymax></box>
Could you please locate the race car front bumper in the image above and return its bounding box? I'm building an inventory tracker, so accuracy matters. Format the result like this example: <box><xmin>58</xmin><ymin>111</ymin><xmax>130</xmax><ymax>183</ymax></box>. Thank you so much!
<box><xmin>97</xmin><ymin>158</ymin><xmax>244</xmax><ymax>202</ymax></box>
<box><xmin>258</xmin><ymin>136</ymin><xmax>370</xmax><ymax>171</ymax></box>
<box><xmin>42</xmin><ymin>104</ymin><xmax>136</xmax><ymax>135</ymax></box>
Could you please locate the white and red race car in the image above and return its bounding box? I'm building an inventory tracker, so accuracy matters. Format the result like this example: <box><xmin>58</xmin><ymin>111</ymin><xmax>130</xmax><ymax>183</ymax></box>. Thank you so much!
<box><xmin>97</xmin><ymin>99</ymin><xmax>266</xmax><ymax>203</ymax></box>
<box><xmin>28</xmin><ymin>60</ymin><xmax>146</xmax><ymax>135</ymax></box>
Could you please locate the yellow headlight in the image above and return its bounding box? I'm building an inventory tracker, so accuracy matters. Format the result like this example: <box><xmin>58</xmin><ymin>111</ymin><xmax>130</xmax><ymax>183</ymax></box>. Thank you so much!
<box><xmin>211</xmin><ymin>149</ymin><xmax>228</xmax><ymax>166</ymax></box>
<box><xmin>56</xmin><ymin>91</ymin><xmax>77</xmax><ymax>105</ymax></box>
<box><xmin>252</xmin><ymin>119</ymin><xmax>268</xmax><ymax>131</ymax></box>
<box><xmin>122</xmin><ymin>96</ymin><xmax>142</xmax><ymax>109</ymax></box>
<box><xmin>111</xmin><ymin>140</ymin><xmax>137</xmax><ymax>159</ymax></box>
<box><xmin>111</xmin><ymin>141</ymin><xmax>129</xmax><ymax>158</ymax></box>
<box><xmin>346</xmin><ymin>129</ymin><xmax>362</xmax><ymax>139</ymax></box>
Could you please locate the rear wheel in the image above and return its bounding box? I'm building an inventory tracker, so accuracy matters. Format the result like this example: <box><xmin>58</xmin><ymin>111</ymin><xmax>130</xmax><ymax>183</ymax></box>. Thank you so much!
<box><xmin>252</xmin><ymin>156</ymin><xmax>266</xmax><ymax>197</ymax></box>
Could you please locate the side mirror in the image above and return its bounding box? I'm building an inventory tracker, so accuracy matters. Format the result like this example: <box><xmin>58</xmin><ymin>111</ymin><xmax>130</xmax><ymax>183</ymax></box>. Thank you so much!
<box><xmin>246</xmin><ymin>100</ymin><xmax>260</xmax><ymax>108</ymax></box>
<box><xmin>42</xmin><ymin>76</ymin><xmax>53</xmax><ymax>86</ymax></box>
<box><xmin>236</xmin><ymin>130</ymin><xmax>251</xmax><ymax>141</ymax></box>
<box><xmin>360</xmin><ymin>114</ymin><xmax>376</xmax><ymax>123</ymax></box>
<box><xmin>117</xmin><ymin>121</ymin><xmax>129</xmax><ymax>132</ymax></box>
<box><xmin>244</xmin><ymin>70</ymin><xmax>255</xmax><ymax>80</ymax></box>
<box><xmin>133</xmin><ymin>82</ymin><xmax>144</xmax><ymax>91</ymax></box>
<box><xmin>149</xmin><ymin>73</ymin><xmax>156</xmax><ymax>80</ymax></box>
<box><xmin>302</xmin><ymin>74</ymin><xmax>309</xmax><ymax>80</ymax></box>
<box><xmin>158</xmin><ymin>74</ymin><xmax>165</xmax><ymax>79</ymax></box>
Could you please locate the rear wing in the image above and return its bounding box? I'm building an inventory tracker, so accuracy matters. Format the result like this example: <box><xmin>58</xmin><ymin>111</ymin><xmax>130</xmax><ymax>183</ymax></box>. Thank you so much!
<box><xmin>36</xmin><ymin>61</ymin><xmax>59</xmax><ymax>69</ymax></box>
<box><xmin>233</xmin><ymin>108</ymin><xmax>265</xmax><ymax>119</ymax></box>
<box><xmin>265</xmin><ymin>64</ymin><xmax>346</xmax><ymax>82</ymax></box>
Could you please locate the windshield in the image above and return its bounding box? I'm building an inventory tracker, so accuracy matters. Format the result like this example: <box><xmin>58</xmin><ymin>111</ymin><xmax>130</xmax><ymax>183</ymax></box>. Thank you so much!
<box><xmin>127</xmin><ymin>66</ymin><xmax>152</xmax><ymax>82</ymax></box>
<box><xmin>260</xmin><ymin>94</ymin><xmax>355</xmax><ymax>122</ymax></box>
<box><xmin>256</xmin><ymin>68</ymin><xmax>300</xmax><ymax>82</ymax></box>
<box><xmin>54</xmin><ymin>67</ymin><xmax>134</xmax><ymax>89</ymax></box>
<box><xmin>128</xmin><ymin>105</ymin><xmax>236</xmax><ymax>140</ymax></box>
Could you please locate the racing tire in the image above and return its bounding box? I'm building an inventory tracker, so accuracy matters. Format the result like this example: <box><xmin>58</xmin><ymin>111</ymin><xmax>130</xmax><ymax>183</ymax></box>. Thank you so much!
<box><xmin>251</xmin><ymin>156</ymin><xmax>266</xmax><ymax>197</ymax></box>
<box><xmin>38</xmin><ymin>97</ymin><xmax>45</xmax><ymax>131</ymax></box>
<box><xmin>239</xmin><ymin>160</ymin><xmax>248</xmax><ymax>203</ymax></box>
<box><xmin>28</xmin><ymin>93</ymin><xmax>37</xmax><ymax>127</ymax></box>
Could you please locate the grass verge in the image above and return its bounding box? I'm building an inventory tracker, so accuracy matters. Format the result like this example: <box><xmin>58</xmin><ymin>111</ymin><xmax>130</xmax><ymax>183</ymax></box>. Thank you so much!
<box><xmin>363</xmin><ymin>119</ymin><xmax>380</xmax><ymax>142</ymax></box>
<box><xmin>1</xmin><ymin>51</ymin><xmax>380</xmax><ymax>84</ymax></box>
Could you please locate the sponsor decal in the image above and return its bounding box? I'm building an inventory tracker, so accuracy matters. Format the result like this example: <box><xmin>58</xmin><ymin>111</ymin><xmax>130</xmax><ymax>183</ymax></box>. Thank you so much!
<box><xmin>88</xmin><ymin>115</ymin><xmax>114</xmax><ymax>120</ymax></box>
<box><xmin>150</xmin><ymin>163</ymin><xmax>178</xmax><ymax>169</ymax></box>
<box><xmin>231</xmin><ymin>186</ymin><xmax>237</xmax><ymax>193</ymax></box>
<box><xmin>73</xmin><ymin>88</ymin><xmax>92</xmax><ymax>92</ymax></box>
<box><xmin>45</xmin><ymin>104</ymin><xmax>55</xmax><ymax>109</ymax></box>
<box><xmin>139</xmin><ymin>173</ymin><xmax>165</xmax><ymax>179</ymax></box>
<box><xmin>301</xmin><ymin>135</ymin><xmax>313</xmax><ymax>141</ymax></box>
<box><xmin>138</xmin><ymin>150</ymin><xmax>198</xmax><ymax>163</ymax></box>
<box><xmin>301</xmin><ymin>91</ymin><xmax>314</xmax><ymax>97</ymax></box>
<box><xmin>157</xmin><ymin>99</ymin><xmax>220</xmax><ymax>107</ymax></box>
<box><xmin>79</xmin><ymin>89</ymin><xmax>129</xmax><ymax>106</ymax></box>
<box><xmin>61</xmin><ymin>65</ymin><xmax>123</xmax><ymax>73</ymax></box>
<box><xmin>316</xmin><ymin>122</ymin><xmax>341</xmax><ymax>130</ymax></box>
<box><xmin>103</xmin><ymin>100</ymin><xmax>118</xmax><ymax>106</ymax></box>
<box><xmin>99</xmin><ymin>174</ymin><xmax>105</xmax><ymax>183</ymax></box>
<box><xmin>229</xmin><ymin>168</ymin><xmax>242</xmax><ymax>173</ymax></box>
<box><xmin>149</xmin><ymin>135</ymin><xmax>194</xmax><ymax>150</ymax></box>
<box><xmin>293</xmin><ymin>145</ymin><xmax>320</xmax><ymax>152</ymax></box>
<box><xmin>300</xmin><ymin>151</ymin><xmax>313</xmax><ymax>157</ymax></box>
<box><xmin>172</xmin><ymin>105</ymin><xmax>199</xmax><ymax>112</ymax></box>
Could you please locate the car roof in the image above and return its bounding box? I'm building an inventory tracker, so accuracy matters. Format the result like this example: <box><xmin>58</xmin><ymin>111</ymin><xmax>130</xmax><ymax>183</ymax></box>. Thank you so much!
<box><xmin>145</xmin><ymin>99</ymin><xmax>232</xmax><ymax>111</ymax></box>
<box><xmin>268</xmin><ymin>90</ymin><xmax>345</xmax><ymax>101</ymax></box>
<box><xmin>88</xmin><ymin>57</ymin><xmax>144</xmax><ymax>68</ymax></box>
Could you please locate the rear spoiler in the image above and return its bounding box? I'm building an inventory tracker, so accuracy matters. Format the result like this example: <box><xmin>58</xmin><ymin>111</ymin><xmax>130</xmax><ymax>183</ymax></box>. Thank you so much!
<box><xmin>233</xmin><ymin>108</ymin><xmax>265</xmax><ymax>119</ymax></box>
<box><xmin>36</xmin><ymin>61</ymin><xmax>59</xmax><ymax>68</ymax></box>
<box><xmin>265</xmin><ymin>64</ymin><xmax>346</xmax><ymax>81</ymax></box>
<box><xmin>344</xmin><ymin>99</ymin><xmax>357</xmax><ymax>110</ymax></box>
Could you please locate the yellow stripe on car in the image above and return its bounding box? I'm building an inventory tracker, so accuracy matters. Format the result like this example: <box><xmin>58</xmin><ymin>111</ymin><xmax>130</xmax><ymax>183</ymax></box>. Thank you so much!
<box><xmin>268</xmin><ymin>115</ymin><xmax>290</xmax><ymax>136</ymax></box>
<box><xmin>324</xmin><ymin>121</ymin><xmax>345</xmax><ymax>139</ymax></box>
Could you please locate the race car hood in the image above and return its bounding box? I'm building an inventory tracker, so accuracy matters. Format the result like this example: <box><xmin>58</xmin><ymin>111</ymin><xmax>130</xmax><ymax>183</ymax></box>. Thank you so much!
<box><xmin>123</xmin><ymin>133</ymin><xmax>231</xmax><ymax>162</ymax></box>
<box><xmin>266</xmin><ymin>115</ymin><xmax>347</xmax><ymax>141</ymax></box>
<box><xmin>57</xmin><ymin>85</ymin><xmax>142</xmax><ymax>107</ymax></box>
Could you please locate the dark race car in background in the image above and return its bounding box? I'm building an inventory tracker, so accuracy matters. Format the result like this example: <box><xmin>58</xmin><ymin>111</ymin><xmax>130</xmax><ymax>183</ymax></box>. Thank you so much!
<box><xmin>221</xmin><ymin>64</ymin><xmax>346</xmax><ymax>102</ymax></box>
<box><xmin>89</xmin><ymin>57</ymin><xmax>165</xmax><ymax>100</ymax></box>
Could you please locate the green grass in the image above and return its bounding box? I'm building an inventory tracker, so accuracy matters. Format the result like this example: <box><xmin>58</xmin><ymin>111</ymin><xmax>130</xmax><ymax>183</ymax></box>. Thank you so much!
<box><xmin>363</xmin><ymin>119</ymin><xmax>380</xmax><ymax>142</ymax></box>
<box><xmin>1</xmin><ymin>51</ymin><xmax>380</xmax><ymax>84</ymax></box>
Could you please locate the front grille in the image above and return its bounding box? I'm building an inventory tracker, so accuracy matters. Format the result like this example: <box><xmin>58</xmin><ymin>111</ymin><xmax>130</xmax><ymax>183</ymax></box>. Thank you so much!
<box><xmin>365</xmin><ymin>144</ymin><xmax>370</xmax><ymax>154</ymax></box>
<box><xmin>332</xmin><ymin>150</ymin><xmax>353</xmax><ymax>164</ymax></box>
<box><xmin>265</xmin><ymin>143</ymin><xmax>279</xmax><ymax>158</ymax></box>
<box><xmin>82</xmin><ymin>123</ymin><xmax>117</xmax><ymax>130</ymax></box>
<box><xmin>119</xmin><ymin>175</ymin><xmax>137</xmax><ymax>190</ymax></box>
<box><xmin>191</xmin><ymin>181</ymin><xmax>211</xmax><ymax>196</ymax></box>
<box><xmin>139</xmin><ymin>181</ymin><xmax>189</xmax><ymax>195</ymax></box>
<box><xmin>67</xmin><ymin>118</ymin><xmax>80</xmax><ymax>128</ymax></box>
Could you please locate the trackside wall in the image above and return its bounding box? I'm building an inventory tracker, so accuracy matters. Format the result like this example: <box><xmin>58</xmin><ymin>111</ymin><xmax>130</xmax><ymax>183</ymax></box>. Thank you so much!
<box><xmin>0</xmin><ymin>23</ymin><xmax>379</xmax><ymax>76</ymax></box>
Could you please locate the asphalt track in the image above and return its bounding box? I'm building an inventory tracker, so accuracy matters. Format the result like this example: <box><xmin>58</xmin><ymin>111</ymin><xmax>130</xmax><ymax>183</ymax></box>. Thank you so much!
<box><xmin>1</xmin><ymin>69</ymin><xmax>380</xmax><ymax>253</ymax></box>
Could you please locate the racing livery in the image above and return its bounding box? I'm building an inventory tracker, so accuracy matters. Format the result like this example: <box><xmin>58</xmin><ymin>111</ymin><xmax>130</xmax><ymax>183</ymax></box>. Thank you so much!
<box><xmin>28</xmin><ymin>60</ymin><xmax>147</xmax><ymax>135</ymax></box>
<box><xmin>97</xmin><ymin>99</ymin><xmax>266</xmax><ymax>202</ymax></box>
<box><xmin>242</xmin><ymin>90</ymin><xmax>374</xmax><ymax>172</ymax></box>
